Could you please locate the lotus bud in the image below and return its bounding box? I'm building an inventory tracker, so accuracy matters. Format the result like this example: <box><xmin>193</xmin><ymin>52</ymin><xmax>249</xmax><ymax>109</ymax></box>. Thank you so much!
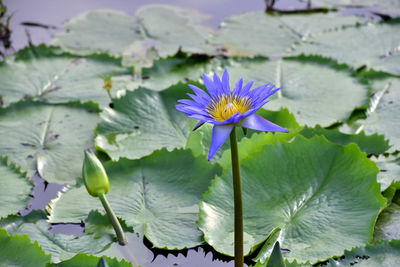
<box><xmin>82</xmin><ymin>149</ymin><xmax>110</xmax><ymax>197</ymax></box>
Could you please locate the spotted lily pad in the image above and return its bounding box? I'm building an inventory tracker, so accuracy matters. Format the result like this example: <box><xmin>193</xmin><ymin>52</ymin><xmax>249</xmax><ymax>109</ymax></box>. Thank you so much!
<box><xmin>0</xmin><ymin>101</ymin><xmax>99</xmax><ymax>184</ymax></box>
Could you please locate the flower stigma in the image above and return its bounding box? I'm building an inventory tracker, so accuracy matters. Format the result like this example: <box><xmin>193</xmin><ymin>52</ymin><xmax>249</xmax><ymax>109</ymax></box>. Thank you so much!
<box><xmin>207</xmin><ymin>94</ymin><xmax>252</xmax><ymax>121</ymax></box>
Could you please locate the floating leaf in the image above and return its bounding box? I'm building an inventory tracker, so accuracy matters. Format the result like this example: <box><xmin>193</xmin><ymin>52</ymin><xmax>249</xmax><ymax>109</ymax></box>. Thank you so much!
<box><xmin>303</xmin><ymin>0</ymin><xmax>400</xmax><ymax>17</ymax></box>
<box><xmin>198</xmin><ymin>136</ymin><xmax>386</xmax><ymax>263</ymax></box>
<box><xmin>53</xmin><ymin>6</ymin><xmax>216</xmax><ymax>68</ymax></box>
<box><xmin>357</xmin><ymin>77</ymin><xmax>400</xmax><ymax>152</ymax></box>
<box><xmin>47</xmin><ymin>253</ymin><xmax>133</xmax><ymax>267</ymax></box>
<box><xmin>95</xmin><ymin>84</ymin><xmax>190</xmax><ymax>161</ymax></box>
<box><xmin>48</xmin><ymin>149</ymin><xmax>221</xmax><ymax>249</ymax></box>
<box><xmin>220</xmin><ymin>57</ymin><xmax>368</xmax><ymax>126</ymax></box>
<box><xmin>0</xmin><ymin>157</ymin><xmax>32</xmax><ymax>218</ymax></box>
<box><xmin>294</xmin><ymin>21</ymin><xmax>400</xmax><ymax>75</ymax></box>
<box><xmin>0</xmin><ymin>228</ymin><xmax>51</xmax><ymax>267</ymax></box>
<box><xmin>0</xmin><ymin>211</ymin><xmax>113</xmax><ymax>263</ymax></box>
<box><xmin>300</xmin><ymin>125</ymin><xmax>389</xmax><ymax>155</ymax></box>
<box><xmin>0</xmin><ymin>101</ymin><xmax>99</xmax><ymax>184</ymax></box>
<box><xmin>211</xmin><ymin>12</ymin><xmax>363</xmax><ymax>57</ymax></box>
<box><xmin>0</xmin><ymin>46</ymin><xmax>129</xmax><ymax>108</ymax></box>
<box><xmin>374</xmin><ymin>203</ymin><xmax>400</xmax><ymax>241</ymax></box>
<box><xmin>127</xmin><ymin>55</ymin><xmax>208</xmax><ymax>91</ymax></box>
<box><xmin>52</xmin><ymin>10</ymin><xmax>145</xmax><ymax>58</ymax></box>
<box><xmin>136</xmin><ymin>4</ymin><xmax>216</xmax><ymax>57</ymax></box>
<box><xmin>372</xmin><ymin>154</ymin><xmax>400</xmax><ymax>191</ymax></box>
<box><xmin>325</xmin><ymin>239</ymin><xmax>400</xmax><ymax>266</ymax></box>
<box><xmin>217</xmin><ymin>109</ymin><xmax>302</xmax><ymax>167</ymax></box>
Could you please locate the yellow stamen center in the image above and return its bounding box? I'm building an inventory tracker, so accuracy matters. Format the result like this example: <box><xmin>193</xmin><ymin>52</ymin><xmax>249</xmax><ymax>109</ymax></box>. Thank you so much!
<box><xmin>207</xmin><ymin>95</ymin><xmax>252</xmax><ymax>121</ymax></box>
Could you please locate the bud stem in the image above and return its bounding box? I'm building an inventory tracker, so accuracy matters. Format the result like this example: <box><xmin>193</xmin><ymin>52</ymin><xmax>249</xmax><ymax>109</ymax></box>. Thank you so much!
<box><xmin>98</xmin><ymin>192</ymin><xmax>127</xmax><ymax>246</ymax></box>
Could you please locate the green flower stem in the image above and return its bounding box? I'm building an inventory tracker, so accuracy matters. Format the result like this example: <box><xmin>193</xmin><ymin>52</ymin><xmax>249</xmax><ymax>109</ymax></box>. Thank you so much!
<box><xmin>230</xmin><ymin>126</ymin><xmax>244</xmax><ymax>267</ymax></box>
<box><xmin>98</xmin><ymin>192</ymin><xmax>127</xmax><ymax>246</ymax></box>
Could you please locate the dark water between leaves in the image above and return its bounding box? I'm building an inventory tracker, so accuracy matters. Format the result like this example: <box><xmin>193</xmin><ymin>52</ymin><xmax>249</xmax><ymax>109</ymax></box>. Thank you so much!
<box><xmin>2</xmin><ymin>0</ymin><xmax>383</xmax><ymax>266</ymax></box>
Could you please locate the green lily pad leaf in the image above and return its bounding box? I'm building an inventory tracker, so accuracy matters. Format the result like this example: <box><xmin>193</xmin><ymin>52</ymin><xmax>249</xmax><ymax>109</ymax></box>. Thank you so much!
<box><xmin>136</xmin><ymin>4</ymin><xmax>216</xmax><ymax>58</ymax></box>
<box><xmin>357</xmin><ymin>77</ymin><xmax>400</xmax><ymax>152</ymax></box>
<box><xmin>371</xmin><ymin>155</ymin><xmax>400</xmax><ymax>191</ymax></box>
<box><xmin>294</xmin><ymin>21</ymin><xmax>400</xmax><ymax>75</ymax></box>
<box><xmin>47</xmin><ymin>149</ymin><xmax>221</xmax><ymax>249</ymax></box>
<box><xmin>0</xmin><ymin>157</ymin><xmax>33</xmax><ymax>218</ymax></box>
<box><xmin>211</xmin><ymin>12</ymin><xmax>363</xmax><ymax>57</ymax></box>
<box><xmin>1</xmin><ymin>211</ymin><xmax>114</xmax><ymax>263</ymax></box>
<box><xmin>300</xmin><ymin>125</ymin><xmax>390</xmax><ymax>155</ymax></box>
<box><xmin>198</xmin><ymin>136</ymin><xmax>386</xmax><ymax>263</ymax></box>
<box><xmin>0</xmin><ymin>101</ymin><xmax>99</xmax><ymax>184</ymax></box>
<box><xmin>303</xmin><ymin>0</ymin><xmax>400</xmax><ymax>17</ymax></box>
<box><xmin>0</xmin><ymin>45</ymin><xmax>129</xmax><ymax>109</ymax></box>
<box><xmin>0</xmin><ymin>228</ymin><xmax>51</xmax><ymax>267</ymax></box>
<box><xmin>127</xmin><ymin>55</ymin><xmax>208</xmax><ymax>92</ymax></box>
<box><xmin>221</xmin><ymin>57</ymin><xmax>368</xmax><ymax>126</ymax></box>
<box><xmin>48</xmin><ymin>254</ymin><xmax>133</xmax><ymax>267</ymax></box>
<box><xmin>95</xmin><ymin>84</ymin><xmax>190</xmax><ymax>161</ymax></box>
<box><xmin>217</xmin><ymin>109</ymin><xmax>302</xmax><ymax>168</ymax></box>
<box><xmin>53</xmin><ymin>6</ymin><xmax>216</xmax><ymax>68</ymax></box>
<box><xmin>374</xmin><ymin>203</ymin><xmax>400</xmax><ymax>242</ymax></box>
<box><xmin>52</xmin><ymin>10</ymin><xmax>145</xmax><ymax>58</ymax></box>
<box><xmin>325</xmin><ymin>239</ymin><xmax>400</xmax><ymax>266</ymax></box>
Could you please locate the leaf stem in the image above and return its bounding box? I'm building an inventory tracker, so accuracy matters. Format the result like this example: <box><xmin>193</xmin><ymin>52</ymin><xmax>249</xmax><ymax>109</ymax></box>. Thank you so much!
<box><xmin>230</xmin><ymin>126</ymin><xmax>244</xmax><ymax>267</ymax></box>
<box><xmin>98</xmin><ymin>192</ymin><xmax>127</xmax><ymax>246</ymax></box>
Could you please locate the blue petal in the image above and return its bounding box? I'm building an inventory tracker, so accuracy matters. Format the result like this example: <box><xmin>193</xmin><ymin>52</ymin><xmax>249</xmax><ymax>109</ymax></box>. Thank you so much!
<box><xmin>203</xmin><ymin>73</ymin><xmax>218</xmax><ymax>98</ymax></box>
<box><xmin>232</xmin><ymin>78</ymin><xmax>243</xmax><ymax>95</ymax></box>
<box><xmin>240</xmin><ymin>81</ymin><xmax>254</xmax><ymax>97</ymax></box>
<box><xmin>188</xmin><ymin>84</ymin><xmax>212</xmax><ymax>102</ymax></box>
<box><xmin>213</xmin><ymin>72</ymin><xmax>224</xmax><ymax>96</ymax></box>
<box><xmin>208</xmin><ymin>124</ymin><xmax>234</xmax><ymax>160</ymax></box>
<box><xmin>222</xmin><ymin>69</ymin><xmax>231</xmax><ymax>94</ymax></box>
<box><xmin>241</xmin><ymin>114</ymin><xmax>289</xmax><ymax>132</ymax></box>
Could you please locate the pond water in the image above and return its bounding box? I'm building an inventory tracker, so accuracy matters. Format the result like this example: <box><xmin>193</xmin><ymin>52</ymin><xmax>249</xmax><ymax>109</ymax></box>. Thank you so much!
<box><xmin>1</xmin><ymin>0</ymin><xmax>385</xmax><ymax>266</ymax></box>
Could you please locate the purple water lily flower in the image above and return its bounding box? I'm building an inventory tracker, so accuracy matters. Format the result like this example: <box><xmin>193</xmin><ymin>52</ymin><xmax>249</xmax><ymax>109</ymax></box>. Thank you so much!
<box><xmin>176</xmin><ymin>69</ymin><xmax>288</xmax><ymax>160</ymax></box>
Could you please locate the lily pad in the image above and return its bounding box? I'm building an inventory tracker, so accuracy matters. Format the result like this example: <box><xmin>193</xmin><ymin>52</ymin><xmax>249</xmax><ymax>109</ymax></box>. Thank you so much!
<box><xmin>357</xmin><ymin>77</ymin><xmax>400</xmax><ymax>151</ymax></box>
<box><xmin>136</xmin><ymin>4</ymin><xmax>216</xmax><ymax>58</ymax></box>
<box><xmin>95</xmin><ymin>84</ymin><xmax>190</xmax><ymax>161</ymax></box>
<box><xmin>127</xmin><ymin>55</ymin><xmax>208</xmax><ymax>92</ymax></box>
<box><xmin>221</xmin><ymin>57</ymin><xmax>368</xmax><ymax>126</ymax></box>
<box><xmin>48</xmin><ymin>254</ymin><xmax>133</xmax><ymax>267</ymax></box>
<box><xmin>53</xmin><ymin>6</ymin><xmax>216</xmax><ymax>68</ymax></box>
<box><xmin>374</xmin><ymin>203</ymin><xmax>400</xmax><ymax>242</ymax></box>
<box><xmin>52</xmin><ymin>10</ymin><xmax>145</xmax><ymax>57</ymax></box>
<box><xmin>0</xmin><ymin>211</ymin><xmax>114</xmax><ymax>263</ymax></box>
<box><xmin>0</xmin><ymin>228</ymin><xmax>51</xmax><ymax>267</ymax></box>
<box><xmin>47</xmin><ymin>149</ymin><xmax>221</xmax><ymax>250</ymax></box>
<box><xmin>300</xmin><ymin>125</ymin><xmax>390</xmax><ymax>155</ymax></box>
<box><xmin>372</xmin><ymin>155</ymin><xmax>400</xmax><ymax>191</ymax></box>
<box><xmin>294</xmin><ymin>21</ymin><xmax>400</xmax><ymax>75</ymax></box>
<box><xmin>0</xmin><ymin>45</ymin><xmax>129</xmax><ymax>109</ymax></box>
<box><xmin>0</xmin><ymin>157</ymin><xmax>33</xmax><ymax>218</ymax></box>
<box><xmin>0</xmin><ymin>101</ymin><xmax>99</xmax><ymax>184</ymax></box>
<box><xmin>217</xmin><ymin>109</ymin><xmax>302</xmax><ymax>167</ymax></box>
<box><xmin>198</xmin><ymin>136</ymin><xmax>386</xmax><ymax>263</ymax></box>
<box><xmin>325</xmin><ymin>240</ymin><xmax>400</xmax><ymax>266</ymax></box>
<box><xmin>211</xmin><ymin>12</ymin><xmax>363</xmax><ymax>57</ymax></box>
